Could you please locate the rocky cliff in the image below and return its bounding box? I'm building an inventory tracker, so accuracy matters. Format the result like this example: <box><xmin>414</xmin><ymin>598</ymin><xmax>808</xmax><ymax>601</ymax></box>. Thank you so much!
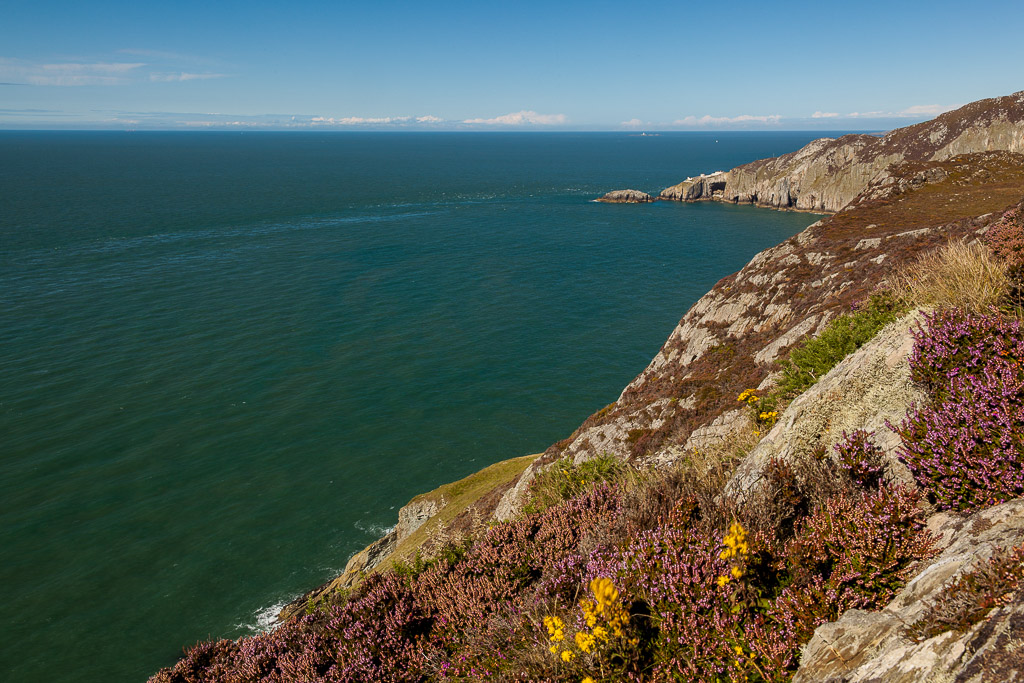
<box><xmin>660</xmin><ymin>91</ymin><xmax>1024</xmax><ymax>212</ymax></box>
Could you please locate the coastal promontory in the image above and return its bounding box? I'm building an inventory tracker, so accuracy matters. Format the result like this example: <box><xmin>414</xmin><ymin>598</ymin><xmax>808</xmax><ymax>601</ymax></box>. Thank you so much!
<box><xmin>660</xmin><ymin>91</ymin><xmax>1024</xmax><ymax>212</ymax></box>
<box><xmin>152</xmin><ymin>91</ymin><xmax>1024</xmax><ymax>683</ymax></box>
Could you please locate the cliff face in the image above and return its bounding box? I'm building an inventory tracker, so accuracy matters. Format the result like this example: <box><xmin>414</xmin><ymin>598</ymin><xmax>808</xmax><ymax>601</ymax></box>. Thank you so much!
<box><xmin>660</xmin><ymin>91</ymin><xmax>1024</xmax><ymax>213</ymax></box>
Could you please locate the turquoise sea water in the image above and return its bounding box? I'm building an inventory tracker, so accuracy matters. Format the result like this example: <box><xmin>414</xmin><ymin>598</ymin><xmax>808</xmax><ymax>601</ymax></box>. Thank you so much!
<box><xmin>0</xmin><ymin>131</ymin><xmax>824</xmax><ymax>682</ymax></box>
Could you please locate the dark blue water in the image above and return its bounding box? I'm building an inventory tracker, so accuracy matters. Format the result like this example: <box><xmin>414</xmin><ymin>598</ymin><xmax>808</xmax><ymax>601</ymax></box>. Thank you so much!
<box><xmin>0</xmin><ymin>131</ymin><xmax>824</xmax><ymax>682</ymax></box>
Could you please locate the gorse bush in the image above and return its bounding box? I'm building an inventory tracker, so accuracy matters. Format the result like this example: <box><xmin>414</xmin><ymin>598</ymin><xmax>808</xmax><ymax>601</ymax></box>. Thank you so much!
<box><xmin>774</xmin><ymin>293</ymin><xmax>903</xmax><ymax>398</ymax></box>
<box><xmin>737</xmin><ymin>389</ymin><xmax>779</xmax><ymax>436</ymax></box>
<box><xmin>887</xmin><ymin>238</ymin><xmax>1009</xmax><ymax>312</ymax></box>
<box><xmin>895</xmin><ymin>308</ymin><xmax>1024</xmax><ymax>510</ymax></box>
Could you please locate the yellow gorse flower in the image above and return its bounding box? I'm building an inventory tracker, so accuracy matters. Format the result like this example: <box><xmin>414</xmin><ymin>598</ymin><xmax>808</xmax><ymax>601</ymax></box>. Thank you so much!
<box><xmin>719</xmin><ymin>521</ymin><xmax>749</xmax><ymax>559</ymax></box>
<box><xmin>587</xmin><ymin>577</ymin><xmax>628</xmax><ymax>637</ymax></box>
<box><xmin>543</xmin><ymin>615</ymin><xmax>565</xmax><ymax>642</ymax></box>
<box><xmin>580</xmin><ymin>599</ymin><xmax>598</xmax><ymax>628</ymax></box>
<box><xmin>737</xmin><ymin>389</ymin><xmax>761</xmax><ymax>406</ymax></box>
<box><xmin>574</xmin><ymin>630</ymin><xmax>596</xmax><ymax>653</ymax></box>
<box><xmin>590</xmin><ymin>577</ymin><xmax>618</xmax><ymax>610</ymax></box>
<box><xmin>717</xmin><ymin>522</ymin><xmax>749</xmax><ymax>587</ymax></box>
<box><xmin>544</xmin><ymin>578</ymin><xmax>632</xmax><ymax>665</ymax></box>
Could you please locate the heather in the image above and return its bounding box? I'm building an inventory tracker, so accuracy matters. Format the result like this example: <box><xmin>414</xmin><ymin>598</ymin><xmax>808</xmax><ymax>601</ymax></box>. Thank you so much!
<box><xmin>152</xmin><ymin>435</ymin><xmax>936</xmax><ymax>682</ymax></box>
<box><xmin>983</xmin><ymin>204</ymin><xmax>1024</xmax><ymax>309</ymax></box>
<box><xmin>895</xmin><ymin>308</ymin><xmax>1024</xmax><ymax>510</ymax></box>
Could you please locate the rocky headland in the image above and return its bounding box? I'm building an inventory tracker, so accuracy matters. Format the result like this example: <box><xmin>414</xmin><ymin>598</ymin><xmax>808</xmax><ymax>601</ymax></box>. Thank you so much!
<box><xmin>659</xmin><ymin>91</ymin><xmax>1024</xmax><ymax>212</ymax></box>
<box><xmin>153</xmin><ymin>92</ymin><xmax>1024</xmax><ymax>682</ymax></box>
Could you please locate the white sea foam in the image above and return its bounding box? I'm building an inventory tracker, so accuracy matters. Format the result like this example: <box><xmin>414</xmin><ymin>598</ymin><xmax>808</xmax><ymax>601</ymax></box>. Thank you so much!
<box><xmin>235</xmin><ymin>597</ymin><xmax>296</xmax><ymax>634</ymax></box>
<box><xmin>354</xmin><ymin>518</ymin><xmax>396</xmax><ymax>538</ymax></box>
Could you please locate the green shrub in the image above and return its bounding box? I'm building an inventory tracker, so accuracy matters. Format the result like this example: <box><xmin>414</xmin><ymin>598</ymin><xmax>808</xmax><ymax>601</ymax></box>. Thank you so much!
<box><xmin>391</xmin><ymin>539</ymin><xmax>471</xmax><ymax>582</ymax></box>
<box><xmin>775</xmin><ymin>293</ymin><xmax>903</xmax><ymax>398</ymax></box>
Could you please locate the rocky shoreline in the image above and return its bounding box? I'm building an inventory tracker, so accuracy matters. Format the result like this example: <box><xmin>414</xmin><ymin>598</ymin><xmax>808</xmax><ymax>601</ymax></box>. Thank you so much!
<box><xmin>598</xmin><ymin>91</ymin><xmax>1024</xmax><ymax>213</ymax></box>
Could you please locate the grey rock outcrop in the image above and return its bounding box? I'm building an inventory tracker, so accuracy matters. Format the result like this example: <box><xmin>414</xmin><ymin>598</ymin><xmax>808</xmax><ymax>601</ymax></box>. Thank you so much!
<box><xmin>728</xmin><ymin>311</ymin><xmax>926</xmax><ymax>496</ymax></box>
<box><xmin>396</xmin><ymin>497</ymin><xmax>440</xmax><ymax>543</ymax></box>
<box><xmin>660</xmin><ymin>91</ymin><xmax>1024</xmax><ymax>213</ymax></box>
<box><xmin>595</xmin><ymin>189</ymin><xmax>654</xmax><ymax>203</ymax></box>
<box><xmin>793</xmin><ymin>499</ymin><xmax>1024</xmax><ymax>682</ymax></box>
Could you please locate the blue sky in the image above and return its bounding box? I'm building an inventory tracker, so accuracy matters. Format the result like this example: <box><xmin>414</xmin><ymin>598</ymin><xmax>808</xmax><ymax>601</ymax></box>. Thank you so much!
<box><xmin>2</xmin><ymin>0</ymin><xmax>1022</xmax><ymax>130</ymax></box>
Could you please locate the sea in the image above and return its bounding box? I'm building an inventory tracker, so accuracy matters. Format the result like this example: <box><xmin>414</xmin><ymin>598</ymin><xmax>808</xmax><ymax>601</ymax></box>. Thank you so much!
<box><xmin>0</xmin><ymin>130</ymin><xmax>827</xmax><ymax>682</ymax></box>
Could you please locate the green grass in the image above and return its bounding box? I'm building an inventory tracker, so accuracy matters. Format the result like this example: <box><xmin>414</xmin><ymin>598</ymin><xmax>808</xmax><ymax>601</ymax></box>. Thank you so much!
<box><xmin>385</xmin><ymin>452</ymin><xmax>539</xmax><ymax>567</ymax></box>
<box><xmin>523</xmin><ymin>452</ymin><xmax>626</xmax><ymax>514</ymax></box>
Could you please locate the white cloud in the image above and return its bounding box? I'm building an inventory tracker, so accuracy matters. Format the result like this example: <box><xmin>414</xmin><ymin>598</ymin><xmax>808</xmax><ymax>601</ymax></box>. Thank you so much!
<box><xmin>149</xmin><ymin>72</ymin><xmax>226</xmax><ymax>82</ymax></box>
<box><xmin>620</xmin><ymin>118</ymin><xmax>646</xmax><ymax>128</ymax></box>
<box><xmin>311</xmin><ymin>115</ymin><xmax>407</xmax><ymax>125</ymax></box>
<box><xmin>416</xmin><ymin>115</ymin><xmax>443</xmax><ymax>123</ymax></box>
<box><xmin>900</xmin><ymin>103</ymin><xmax>959</xmax><ymax>116</ymax></box>
<box><xmin>463</xmin><ymin>110</ymin><xmax>567</xmax><ymax>125</ymax></box>
<box><xmin>830</xmin><ymin>105</ymin><xmax>956</xmax><ymax>120</ymax></box>
<box><xmin>118</xmin><ymin>48</ymin><xmax>193</xmax><ymax>60</ymax></box>
<box><xmin>812</xmin><ymin>111</ymin><xmax>839</xmax><ymax>118</ymax></box>
<box><xmin>0</xmin><ymin>58</ymin><xmax>146</xmax><ymax>85</ymax></box>
<box><xmin>0</xmin><ymin>56</ymin><xmax>227</xmax><ymax>86</ymax></box>
<box><xmin>672</xmin><ymin>114</ymin><xmax>781</xmax><ymax>127</ymax></box>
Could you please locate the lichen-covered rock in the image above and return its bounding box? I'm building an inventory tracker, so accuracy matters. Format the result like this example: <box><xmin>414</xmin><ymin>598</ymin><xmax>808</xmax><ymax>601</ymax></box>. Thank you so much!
<box><xmin>728</xmin><ymin>311</ymin><xmax>926</xmax><ymax>496</ymax></box>
<box><xmin>396</xmin><ymin>497</ymin><xmax>440</xmax><ymax>543</ymax></box>
<box><xmin>793</xmin><ymin>499</ymin><xmax>1024</xmax><ymax>683</ymax></box>
<box><xmin>595</xmin><ymin>188</ymin><xmax>654</xmax><ymax>203</ymax></box>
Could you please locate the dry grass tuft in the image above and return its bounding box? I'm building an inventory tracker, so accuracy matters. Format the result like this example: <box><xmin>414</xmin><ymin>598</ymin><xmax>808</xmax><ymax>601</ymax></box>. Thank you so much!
<box><xmin>887</xmin><ymin>238</ymin><xmax>1009</xmax><ymax>312</ymax></box>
